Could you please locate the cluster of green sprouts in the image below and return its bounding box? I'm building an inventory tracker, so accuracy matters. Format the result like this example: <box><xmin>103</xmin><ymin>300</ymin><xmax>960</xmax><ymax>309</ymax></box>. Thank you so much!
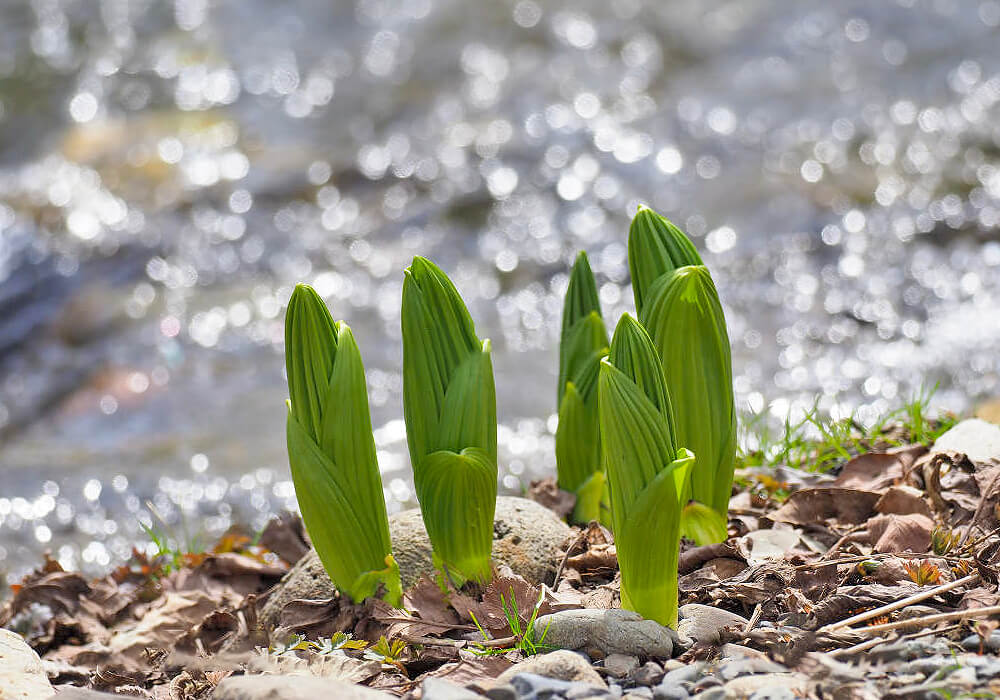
<box><xmin>283</xmin><ymin>206</ymin><xmax>737</xmax><ymax>629</ymax></box>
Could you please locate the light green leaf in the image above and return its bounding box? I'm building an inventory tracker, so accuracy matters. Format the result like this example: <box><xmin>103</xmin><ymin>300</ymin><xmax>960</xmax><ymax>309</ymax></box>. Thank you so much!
<box><xmin>615</xmin><ymin>449</ymin><xmax>693</xmax><ymax>627</ymax></box>
<box><xmin>415</xmin><ymin>448</ymin><xmax>497</xmax><ymax>585</ymax></box>
<box><xmin>285</xmin><ymin>284</ymin><xmax>338</xmax><ymax>442</ymax></box>
<box><xmin>680</xmin><ymin>500</ymin><xmax>729</xmax><ymax>546</ymax></box>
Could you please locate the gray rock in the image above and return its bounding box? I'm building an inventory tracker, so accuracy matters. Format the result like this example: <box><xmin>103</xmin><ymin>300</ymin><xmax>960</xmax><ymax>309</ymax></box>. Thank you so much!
<box><xmin>652</xmin><ymin>686</ymin><xmax>689</xmax><ymax>700</ymax></box>
<box><xmin>631</xmin><ymin>661</ymin><xmax>664</xmax><ymax>687</ymax></box>
<box><xmin>510</xmin><ymin>672</ymin><xmax>611</xmax><ymax>699</ymax></box>
<box><xmin>747</xmin><ymin>688</ymin><xmax>801</xmax><ymax>700</ymax></box>
<box><xmin>604</xmin><ymin>654</ymin><xmax>640</xmax><ymax>678</ymax></box>
<box><xmin>676</xmin><ymin>605</ymin><xmax>748</xmax><ymax>646</ymax></box>
<box><xmin>868</xmin><ymin>638</ymin><xmax>951</xmax><ymax>663</ymax></box>
<box><xmin>211</xmin><ymin>675</ymin><xmax>393</xmax><ymax>699</ymax></box>
<box><xmin>658</xmin><ymin>663</ymin><xmax>704</xmax><ymax>688</ymax></box>
<box><xmin>422</xmin><ymin>676</ymin><xmax>486</xmax><ymax>699</ymax></box>
<box><xmin>495</xmin><ymin>650</ymin><xmax>607</xmax><ymax>688</ymax></box>
<box><xmin>0</xmin><ymin>628</ymin><xmax>54</xmax><ymax>700</ymax></box>
<box><xmin>534</xmin><ymin>609</ymin><xmax>677</xmax><ymax>658</ymax></box>
<box><xmin>483</xmin><ymin>684</ymin><xmax>518</xmax><ymax>700</ymax></box>
<box><xmin>696</xmin><ymin>689</ymin><xmax>726</xmax><ymax>700</ymax></box>
<box><xmin>717</xmin><ymin>658</ymin><xmax>788</xmax><ymax>681</ymax></box>
<box><xmin>932</xmin><ymin>419</ymin><xmax>1000</xmax><ymax>462</ymax></box>
<box><xmin>961</xmin><ymin>632</ymin><xmax>1000</xmax><ymax>652</ymax></box>
<box><xmin>49</xmin><ymin>690</ymin><xmax>121</xmax><ymax>698</ymax></box>
<box><xmin>624</xmin><ymin>688</ymin><xmax>653</xmax><ymax>699</ymax></box>
<box><xmin>722</xmin><ymin>673</ymin><xmax>812</xmax><ymax>699</ymax></box>
<box><xmin>261</xmin><ymin>497</ymin><xmax>571</xmax><ymax>627</ymax></box>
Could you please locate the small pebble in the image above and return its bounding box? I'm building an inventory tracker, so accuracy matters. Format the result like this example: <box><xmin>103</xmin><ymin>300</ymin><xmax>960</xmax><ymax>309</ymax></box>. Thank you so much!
<box><xmin>604</xmin><ymin>654</ymin><xmax>640</xmax><ymax>678</ymax></box>
<box><xmin>484</xmin><ymin>684</ymin><xmax>518</xmax><ymax>700</ymax></box>
<box><xmin>691</xmin><ymin>676</ymin><xmax>722</xmax><ymax>693</ymax></box>
<box><xmin>623</xmin><ymin>688</ymin><xmax>653</xmax><ymax>700</ymax></box>
<box><xmin>695</xmin><ymin>689</ymin><xmax>726</xmax><ymax>700</ymax></box>
<box><xmin>961</xmin><ymin>632</ymin><xmax>1000</xmax><ymax>652</ymax></box>
<box><xmin>658</xmin><ymin>663</ymin><xmax>704</xmax><ymax>688</ymax></box>
<box><xmin>631</xmin><ymin>661</ymin><xmax>664</xmax><ymax>687</ymax></box>
<box><xmin>651</xmin><ymin>685</ymin><xmax>689</xmax><ymax>700</ymax></box>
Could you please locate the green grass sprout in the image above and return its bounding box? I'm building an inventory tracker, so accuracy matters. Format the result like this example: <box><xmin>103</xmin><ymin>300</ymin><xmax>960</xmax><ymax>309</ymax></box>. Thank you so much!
<box><xmin>401</xmin><ymin>257</ymin><xmax>498</xmax><ymax>586</ymax></box>
<box><xmin>284</xmin><ymin>284</ymin><xmax>402</xmax><ymax>606</ymax></box>
<box><xmin>470</xmin><ymin>588</ymin><xmax>553</xmax><ymax>656</ymax></box>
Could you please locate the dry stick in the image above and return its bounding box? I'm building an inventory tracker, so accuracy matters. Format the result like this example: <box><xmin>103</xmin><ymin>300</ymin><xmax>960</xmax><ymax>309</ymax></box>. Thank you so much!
<box><xmin>854</xmin><ymin>605</ymin><xmax>1000</xmax><ymax>636</ymax></box>
<box><xmin>552</xmin><ymin>530</ymin><xmax>587</xmax><ymax>589</ymax></box>
<box><xmin>379</xmin><ymin>616</ymin><xmax>477</xmax><ymax>631</ymax></box>
<box><xmin>743</xmin><ymin>603</ymin><xmax>763</xmax><ymax>636</ymax></box>
<box><xmin>817</xmin><ymin>572</ymin><xmax>980</xmax><ymax>633</ymax></box>
<box><xmin>795</xmin><ymin>551</ymin><xmax>968</xmax><ymax>571</ymax></box>
<box><xmin>829</xmin><ymin>635</ymin><xmax>894</xmax><ymax>658</ymax></box>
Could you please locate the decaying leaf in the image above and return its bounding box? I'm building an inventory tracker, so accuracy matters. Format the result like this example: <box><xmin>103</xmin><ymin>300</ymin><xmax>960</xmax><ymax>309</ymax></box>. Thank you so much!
<box><xmin>866</xmin><ymin>513</ymin><xmax>934</xmax><ymax>554</ymax></box>
<box><xmin>769</xmin><ymin>488</ymin><xmax>880</xmax><ymax>526</ymax></box>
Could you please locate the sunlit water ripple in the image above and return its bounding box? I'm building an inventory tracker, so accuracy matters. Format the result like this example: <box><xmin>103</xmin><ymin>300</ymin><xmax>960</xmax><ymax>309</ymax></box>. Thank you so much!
<box><xmin>0</xmin><ymin>0</ymin><xmax>998</xmax><ymax>579</ymax></box>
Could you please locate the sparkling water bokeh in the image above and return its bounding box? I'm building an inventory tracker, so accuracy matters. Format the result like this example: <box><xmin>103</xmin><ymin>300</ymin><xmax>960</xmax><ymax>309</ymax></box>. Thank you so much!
<box><xmin>1</xmin><ymin>0</ymin><xmax>999</xmax><ymax>579</ymax></box>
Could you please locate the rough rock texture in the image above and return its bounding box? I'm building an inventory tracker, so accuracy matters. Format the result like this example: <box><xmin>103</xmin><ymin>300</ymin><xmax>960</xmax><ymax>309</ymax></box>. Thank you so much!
<box><xmin>603</xmin><ymin>653</ymin><xmax>640</xmax><ymax>678</ymax></box>
<box><xmin>421</xmin><ymin>676</ymin><xmax>486</xmax><ymax>699</ymax></box>
<box><xmin>261</xmin><ymin>497</ymin><xmax>571</xmax><ymax>628</ymax></box>
<box><xmin>494</xmin><ymin>650</ymin><xmax>606</xmax><ymax>688</ymax></box>
<box><xmin>721</xmin><ymin>672</ymin><xmax>813</xmax><ymax>698</ymax></box>
<box><xmin>0</xmin><ymin>628</ymin><xmax>54</xmax><ymax>699</ymax></box>
<box><xmin>933</xmin><ymin>418</ymin><xmax>1000</xmax><ymax>462</ymax></box>
<box><xmin>676</xmin><ymin>604</ymin><xmax>749</xmax><ymax>646</ymax></box>
<box><xmin>211</xmin><ymin>675</ymin><xmax>393</xmax><ymax>699</ymax></box>
<box><xmin>534</xmin><ymin>609</ymin><xmax>677</xmax><ymax>658</ymax></box>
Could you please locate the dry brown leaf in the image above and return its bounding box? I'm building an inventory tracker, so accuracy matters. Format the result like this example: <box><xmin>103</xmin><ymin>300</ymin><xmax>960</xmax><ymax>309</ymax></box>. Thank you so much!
<box><xmin>875</xmin><ymin>485</ymin><xmax>933</xmax><ymax>519</ymax></box>
<box><xmin>258</xmin><ymin>511</ymin><xmax>310</xmax><ymax>565</ymax></box>
<box><xmin>866</xmin><ymin>513</ymin><xmax>934</xmax><ymax>553</ymax></box>
<box><xmin>423</xmin><ymin>650</ymin><xmax>513</xmax><ymax>688</ymax></box>
<box><xmin>566</xmin><ymin>544</ymin><xmax>617</xmax><ymax>576</ymax></box>
<box><xmin>526</xmin><ymin>477</ymin><xmax>576</xmax><ymax>519</ymax></box>
<box><xmin>833</xmin><ymin>446</ymin><xmax>926</xmax><ymax>491</ymax></box>
<box><xmin>769</xmin><ymin>488</ymin><xmax>880</xmax><ymax>526</ymax></box>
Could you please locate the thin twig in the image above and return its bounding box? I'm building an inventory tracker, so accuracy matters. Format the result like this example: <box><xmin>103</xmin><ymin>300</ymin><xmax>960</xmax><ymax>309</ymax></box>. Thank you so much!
<box><xmin>853</xmin><ymin>605</ymin><xmax>1000</xmax><ymax>636</ymax></box>
<box><xmin>553</xmin><ymin>530</ymin><xmax>587</xmax><ymax>588</ymax></box>
<box><xmin>795</xmin><ymin>551</ymin><xmax>968</xmax><ymax>571</ymax></box>
<box><xmin>743</xmin><ymin>603</ymin><xmax>763</xmax><ymax>637</ymax></box>
<box><xmin>829</xmin><ymin>635</ymin><xmax>894</xmax><ymax>658</ymax></box>
<box><xmin>818</xmin><ymin>573</ymin><xmax>980</xmax><ymax>633</ymax></box>
<box><xmin>380</xmin><ymin>616</ymin><xmax>476</xmax><ymax>631</ymax></box>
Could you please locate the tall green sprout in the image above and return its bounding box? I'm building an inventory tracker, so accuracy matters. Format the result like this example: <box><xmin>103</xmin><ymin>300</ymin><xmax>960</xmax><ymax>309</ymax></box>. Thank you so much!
<box><xmin>556</xmin><ymin>252</ymin><xmax>610</xmax><ymax>525</ymax></box>
<box><xmin>284</xmin><ymin>284</ymin><xmax>402</xmax><ymax>606</ymax></box>
<box><xmin>401</xmin><ymin>257</ymin><xmax>497</xmax><ymax>586</ymax></box>
<box><xmin>629</xmin><ymin>207</ymin><xmax>735</xmax><ymax>540</ymax></box>
<box><xmin>599</xmin><ymin>315</ymin><xmax>693</xmax><ymax>627</ymax></box>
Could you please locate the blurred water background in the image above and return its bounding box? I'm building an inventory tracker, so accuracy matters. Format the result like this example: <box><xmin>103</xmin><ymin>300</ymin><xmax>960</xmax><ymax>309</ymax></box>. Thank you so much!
<box><xmin>1</xmin><ymin>0</ymin><xmax>999</xmax><ymax>580</ymax></box>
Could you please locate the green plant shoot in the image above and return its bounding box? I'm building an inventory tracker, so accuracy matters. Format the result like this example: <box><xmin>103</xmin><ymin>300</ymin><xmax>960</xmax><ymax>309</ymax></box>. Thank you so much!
<box><xmin>401</xmin><ymin>257</ymin><xmax>498</xmax><ymax>586</ymax></box>
<box><xmin>556</xmin><ymin>251</ymin><xmax>610</xmax><ymax>525</ymax></box>
<box><xmin>599</xmin><ymin>314</ymin><xmax>693</xmax><ymax>628</ymax></box>
<box><xmin>640</xmin><ymin>265</ymin><xmax>736</xmax><ymax>526</ymax></box>
<box><xmin>628</xmin><ymin>207</ymin><xmax>734</xmax><ymax>540</ymax></box>
<box><xmin>284</xmin><ymin>284</ymin><xmax>402</xmax><ymax>606</ymax></box>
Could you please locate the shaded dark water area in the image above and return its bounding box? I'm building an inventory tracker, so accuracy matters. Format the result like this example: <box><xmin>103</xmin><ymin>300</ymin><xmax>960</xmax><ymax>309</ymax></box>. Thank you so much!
<box><xmin>0</xmin><ymin>0</ymin><xmax>998</xmax><ymax>578</ymax></box>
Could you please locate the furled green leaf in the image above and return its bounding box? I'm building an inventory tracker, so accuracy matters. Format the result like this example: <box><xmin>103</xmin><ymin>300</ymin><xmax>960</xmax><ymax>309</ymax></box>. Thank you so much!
<box><xmin>640</xmin><ymin>265</ymin><xmax>736</xmax><ymax>519</ymax></box>
<box><xmin>556</xmin><ymin>252</ymin><xmax>610</xmax><ymax>525</ymax></box>
<box><xmin>284</xmin><ymin>285</ymin><xmax>400</xmax><ymax>605</ymax></box>
<box><xmin>401</xmin><ymin>257</ymin><xmax>497</xmax><ymax>585</ymax></box>
<box><xmin>599</xmin><ymin>354</ymin><xmax>692</xmax><ymax>628</ymax></box>
<box><xmin>628</xmin><ymin>207</ymin><xmax>702</xmax><ymax>316</ymax></box>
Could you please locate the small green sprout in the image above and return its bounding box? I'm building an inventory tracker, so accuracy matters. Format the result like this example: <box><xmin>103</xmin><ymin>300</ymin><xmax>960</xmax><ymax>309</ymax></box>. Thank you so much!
<box><xmin>269</xmin><ymin>633</ymin><xmax>310</xmax><ymax>657</ymax></box>
<box><xmin>363</xmin><ymin>636</ymin><xmax>408</xmax><ymax>671</ymax></box>
<box><xmin>401</xmin><ymin>257</ymin><xmax>498</xmax><ymax>586</ymax></box>
<box><xmin>599</xmin><ymin>315</ymin><xmax>693</xmax><ymax>628</ymax></box>
<box><xmin>311</xmin><ymin>631</ymin><xmax>368</xmax><ymax>655</ymax></box>
<box><xmin>284</xmin><ymin>284</ymin><xmax>402</xmax><ymax>607</ymax></box>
